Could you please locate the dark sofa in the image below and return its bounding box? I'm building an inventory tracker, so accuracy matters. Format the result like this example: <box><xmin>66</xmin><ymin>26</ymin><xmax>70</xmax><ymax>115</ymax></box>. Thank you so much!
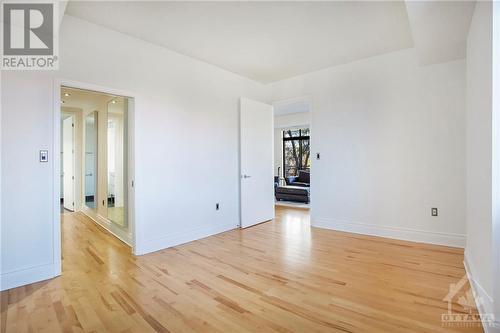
<box><xmin>275</xmin><ymin>170</ymin><xmax>310</xmax><ymax>203</ymax></box>
<box><xmin>285</xmin><ymin>170</ymin><xmax>310</xmax><ymax>187</ymax></box>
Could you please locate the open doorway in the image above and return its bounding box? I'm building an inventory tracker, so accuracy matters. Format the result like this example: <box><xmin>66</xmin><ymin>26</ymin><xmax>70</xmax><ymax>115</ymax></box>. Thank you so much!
<box><xmin>239</xmin><ymin>96</ymin><xmax>311</xmax><ymax>230</ymax></box>
<box><xmin>59</xmin><ymin>85</ymin><xmax>133</xmax><ymax>246</ymax></box>
<box><xmin>273</xmin><ymin>97</ymin><xmax>311</xmax><ymax>209</ymax></box>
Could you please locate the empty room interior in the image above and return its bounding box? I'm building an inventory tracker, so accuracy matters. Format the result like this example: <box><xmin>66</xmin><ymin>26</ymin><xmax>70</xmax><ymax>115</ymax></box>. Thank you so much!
<box><xmin>1</xmin><ymin>1</ymin><xmax>500</xmax><ymax>332</ymax></box>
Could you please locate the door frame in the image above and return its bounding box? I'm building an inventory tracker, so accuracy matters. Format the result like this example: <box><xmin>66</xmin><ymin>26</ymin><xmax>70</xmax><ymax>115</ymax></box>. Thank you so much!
<box><xmin>61</xmin><ymin>113</ymin><xmax>76</xmax><ymax>211</ymax></box>
<box><xmin>271</xmin><ymin>95</ymin><xmax>313</xmax><ymax>208</ymax></box>
<box><xmin>52</xmin><ymin>78</ymin><xmax>138</xmax><ymax>276</ymax></box>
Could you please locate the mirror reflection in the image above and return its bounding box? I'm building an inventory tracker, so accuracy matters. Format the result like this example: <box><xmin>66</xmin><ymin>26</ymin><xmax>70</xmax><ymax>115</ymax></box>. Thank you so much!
<box><xmin>84</xmin><ymin>111</ymin><xmax>98</xmax><ymax>210</ymax></box>
<box><xmin>107</xmin><ymin>99</ymin><xmax>127</xmax><ymax>227</ymax></box>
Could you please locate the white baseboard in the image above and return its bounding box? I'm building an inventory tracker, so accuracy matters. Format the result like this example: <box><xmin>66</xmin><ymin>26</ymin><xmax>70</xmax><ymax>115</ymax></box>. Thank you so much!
<box><xmin>81</xmin><ymin>208</ymin><xmax>132</xmax><ymax>247</ymax></box>
<box><xmin>136</xmin><ymin>223</ymin><xmax>237</xmax><ymax>255</ymax></box>
<box><xmin>1</xmin><ymin>262</ymin><xmax>60</xmax><ymax>291</ymax></box>
<box><xmin>312</xmin><ymin>217</ymin><xmax>466</xmax><ymax>248</ymax></box>
<box><xmin>463</xmin><ymin>253</ymin><xmax>500</xmax><ymax>333</ymax></box>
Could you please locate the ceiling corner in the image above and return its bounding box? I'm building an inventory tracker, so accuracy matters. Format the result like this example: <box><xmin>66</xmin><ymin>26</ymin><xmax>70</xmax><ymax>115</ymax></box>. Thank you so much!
<box><xmin>404</xmin><ymin>0</ymin><xmax>476</xmax><ymax>66</ymax></box>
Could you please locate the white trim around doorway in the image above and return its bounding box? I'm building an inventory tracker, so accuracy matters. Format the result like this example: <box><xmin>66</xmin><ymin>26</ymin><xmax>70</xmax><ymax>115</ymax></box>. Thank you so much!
<box><xmin>53</xmin><ymin>79</ymin><xmax>138</xmax><ymax>280</ymax></box>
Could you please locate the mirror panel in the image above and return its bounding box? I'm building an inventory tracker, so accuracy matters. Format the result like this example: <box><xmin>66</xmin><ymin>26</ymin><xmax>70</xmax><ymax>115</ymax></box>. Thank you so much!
<box><xmin>84</xmin><ymin>111</ymin><xmax>98</xmax><ymax>210</ymax></box>
<box><xmin>107</xmin><ymin>99</ymin><xmax>127</xmax><ymax>227</ymax></box>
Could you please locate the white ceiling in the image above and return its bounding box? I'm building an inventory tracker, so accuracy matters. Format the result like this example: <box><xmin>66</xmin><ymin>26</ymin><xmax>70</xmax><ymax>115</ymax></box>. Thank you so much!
<box><xmin>65</xmin><ymin>1</ymin><xmax>475</xmax><ymax>84</ymax></box>
<box><xmin>61</xmin><ymin>87</ymin><xmax>124</xmax><ymax>112</ymax></box>
<box><xmin>405</xmin><ymin>1</ymin><xmax>475</xmax><ymax>65</ymax></box>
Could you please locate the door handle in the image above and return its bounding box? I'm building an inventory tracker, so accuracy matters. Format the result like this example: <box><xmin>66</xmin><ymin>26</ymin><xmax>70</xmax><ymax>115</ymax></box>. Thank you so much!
<box><xmin>241</xmin><ymin>174</ymin><xmax>252</xmax><ymax>179</ymax></box>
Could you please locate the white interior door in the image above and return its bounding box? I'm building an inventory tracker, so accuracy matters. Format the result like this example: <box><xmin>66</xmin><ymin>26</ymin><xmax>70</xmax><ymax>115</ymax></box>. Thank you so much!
<box><xmin>240</xmin><ymin>97</ymin><xmax>274</xmax><ymax>228</ymax></box>
<box><xmin>63</xmin><ymin>116</ymin><xmax>75</xmax><ymax>211</ymax></box>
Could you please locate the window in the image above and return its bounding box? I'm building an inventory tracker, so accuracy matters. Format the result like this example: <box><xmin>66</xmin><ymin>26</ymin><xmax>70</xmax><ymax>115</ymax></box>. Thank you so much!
<box><xmin>282</xmin><ymin>127</ymin><xmax>310</xmax><ymax>177</ymax></box>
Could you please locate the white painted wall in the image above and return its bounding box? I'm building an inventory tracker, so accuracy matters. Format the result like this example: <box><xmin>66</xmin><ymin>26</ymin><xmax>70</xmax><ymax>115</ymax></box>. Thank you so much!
<box><xmin>464</xmin><ymin>1</ymin><xmax>499</xmax><ymax>327</ymax></box>
<box><xmin>274</xmin><ymin>112</ymin><xmax>310</xmax><ymax>129</ymax></box>
<box><xmin>0</xmin><ymin>10</ymin><xmax>487</xmax><ymax>295</ymax></box>
<box><xmin>274</xmin><ymin>128</ymin><xmax>282</xmax><ymax>178</ymax></box>
<box><xmin>270</xmin><ymin>48</ymin><xmax>467</xmax><ymax>247</ymax></box>
<box><xmin>492</xmin><ymin>1</ymin><xmax>500</xmax><ymax>323</ymax></box>
<box><xmin>1</xmin><ymin>15</ymin><xmax>266</xmax><ymax>290</ymax></box>
<box><xmin>465</xmin><ymin>0</ymin><xmax>493</xmax><ymax>300</ymax></box>
<box><xmin>1</xmin><ymin>72</ymin><xmax>58</xmax><ymax>289</ymax></box>
<box><xmin>0</xmin><ymin>73</ymin><xmax>2</xmax><ymax>283</ymax></box>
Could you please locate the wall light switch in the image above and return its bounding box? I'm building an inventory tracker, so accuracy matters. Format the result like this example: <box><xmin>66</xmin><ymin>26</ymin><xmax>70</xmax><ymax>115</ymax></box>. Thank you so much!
<box><xmin>39</xmin><ymin>150</ymin><xmax>48</xmax><ymax>162</ymax></box>
<box><xmin>431</xmin><ymin>208</ymin><xmax>438</xmax><ymax>217</ymax></box>
<box><xmin>316</xmin><ymin>153</ymin><xmax>320</xmax><ymax>160</ymax></box>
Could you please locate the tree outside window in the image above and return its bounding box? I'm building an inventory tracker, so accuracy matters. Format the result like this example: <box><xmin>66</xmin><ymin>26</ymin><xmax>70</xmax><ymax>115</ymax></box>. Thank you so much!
<box><xmin>282</xmin><ymin>128</ymin><xmax>310</xmax><ymax>177</ymax></box>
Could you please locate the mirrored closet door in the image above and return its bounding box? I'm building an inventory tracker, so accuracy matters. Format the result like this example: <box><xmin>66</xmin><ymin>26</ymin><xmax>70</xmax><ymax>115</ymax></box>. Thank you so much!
<box><xmin>84</xmin><ymin>111</ymin><xmax>98</xmax><ymax>210</ymax></box>
<box><xmin>106</xmin><ymin>98</ymin><xmax>127</xmax><ymax>228</ymax></box>
<box><xmin>64</xmin><ymin>85</ymin><xmax>132</xmax><ymax>245</ymax></box>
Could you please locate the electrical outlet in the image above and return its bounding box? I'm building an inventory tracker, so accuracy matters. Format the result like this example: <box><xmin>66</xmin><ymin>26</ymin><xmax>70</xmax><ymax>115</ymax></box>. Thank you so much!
<box><xmin>431</xmin><ymin>208</ymin><xmax>438</xmax><ymax>217</ymax></box>
<box><xmin>316</xmin><ymin>153</ymin><xmax>320</xmax><ymax>160</ymax></box>
<box><xmin>216</xmin><ymin>203</ymin><xmax>220</xmax><ymax>210</ymax></box>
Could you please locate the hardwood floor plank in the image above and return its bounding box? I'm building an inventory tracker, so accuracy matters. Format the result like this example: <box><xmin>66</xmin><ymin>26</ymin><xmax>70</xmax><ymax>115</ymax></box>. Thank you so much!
<box><xmin>0</xmin><ymin>207</ymin><xmax>483</xmax><ymax>332</ymax></box>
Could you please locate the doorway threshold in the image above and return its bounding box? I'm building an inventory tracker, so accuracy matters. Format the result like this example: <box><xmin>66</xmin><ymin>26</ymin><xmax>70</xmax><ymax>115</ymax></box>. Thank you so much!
<box><xmin>275</xmin><ymin>201</ymin><xmax>310</xmax><ymax>209</ymax></box>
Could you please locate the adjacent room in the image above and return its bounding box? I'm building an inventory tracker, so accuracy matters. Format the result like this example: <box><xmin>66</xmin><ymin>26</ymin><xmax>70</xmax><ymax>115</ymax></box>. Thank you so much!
<box><xmin>59</xmin><ymin>86</ymin><xmax>133</xmax><ymax>243</ymax></box>
<box><xmin>273</xmin><ymin>98</ymin><xmax>311</xmax><ymax>209</ymax></box>
<box><xmin>1</xmin><ymin>1</ymin><xmax>500</xmax><ymax>333</ymax></box>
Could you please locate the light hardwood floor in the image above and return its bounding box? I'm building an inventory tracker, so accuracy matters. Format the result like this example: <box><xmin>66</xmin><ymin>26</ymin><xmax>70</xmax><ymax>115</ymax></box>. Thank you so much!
<box><xmin>1</xmin><ymin>207</ymin><xmax>483</xmax><ymax>333</ymax></box>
